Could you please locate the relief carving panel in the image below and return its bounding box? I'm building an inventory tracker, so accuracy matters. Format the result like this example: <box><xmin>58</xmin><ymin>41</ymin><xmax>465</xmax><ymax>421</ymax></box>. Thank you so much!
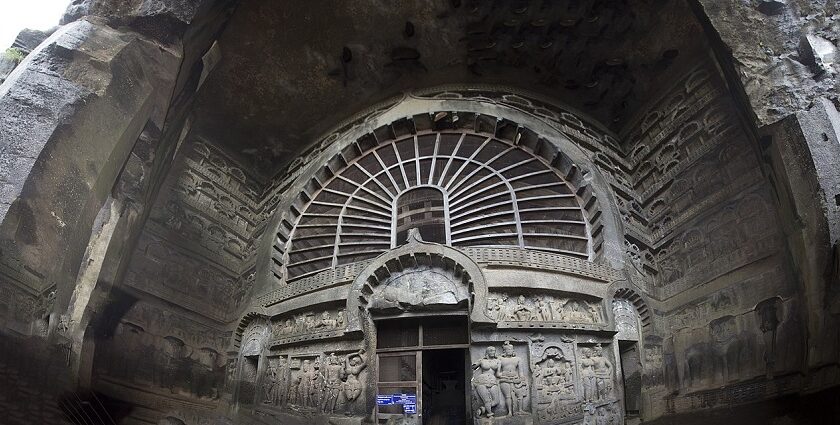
<box><xmin>471</xmin><ymin>341</ymin><xmax>531</xmax><ymax>421</ymax></box>
<box><xmin>487</xmin><ymin>292</ymin><xmax>605</xmax><ymax>330</ymax></box>
<box><xmin>269</xmin><ymin>308</ymin><xmax>347</xmax><ymax>346</ymax></box>
<box><xmin>369</xmin><ymin>265</ymin><xmax>469</xmax><ymax>312</ymax></box>
<box><xmin>96</xmin><ymin>301</ymin><xmax>228</xmax><ymax>400</ymax></box>
<box><xmin>259</xmin><ymin>349</ymin><xmax>368</xmax><ymax>416</ymax></box>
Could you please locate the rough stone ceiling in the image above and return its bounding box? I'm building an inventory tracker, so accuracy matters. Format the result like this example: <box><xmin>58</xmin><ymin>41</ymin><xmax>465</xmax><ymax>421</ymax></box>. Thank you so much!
<box><xmin>192</xmin><ymin>0</ymin><xmax>709</xmax><ymax>178</ymax></box>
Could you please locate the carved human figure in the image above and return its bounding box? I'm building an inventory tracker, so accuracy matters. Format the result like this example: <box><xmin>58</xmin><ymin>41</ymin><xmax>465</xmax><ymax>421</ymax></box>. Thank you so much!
<box><xmin>309</xmin><ymin>358</ymin><xmax>323</xmax><ymax>408</ymax></box>
<box><xmin>343</xmin><ymin>349</ymin><xmax>367</xmax><ymax>407</ymax></box>
<box><xmin>540</xmin><ymin>358</ymin><xmax>573</xmax><ymax>397</ymax></box>
<box><xmin>304</xmin><ymin>315</ymin><xmax>315</xmax><ymax>331</ymax></box>
<box><xmin>487</xmin><ymin>296</ymin><xmax>503</xmax><ymax>321</ymax></box>
<box><xmin>336</xmin><ymin>311</ymin><xmax>346</xmax><ymax>329</ymax></box>
<box><xmin>579</xmin><ymin>348</ymin><xmax>597</xmax><ymax>401</ymax></box>
<box><xmin>511</xmin><ymin>296</ymin><xmax>535</xmax><ymax>321</ymax></box>
<box><xmin>472</xmin><ymin>346</ymin><xmax>501</xmax><ymax>417</ymax></box>
<box><xmin>537</xmin><ymin>298</ymin><xmax>553</xmax><ymax>321</ymax></box>
<box><xmin>321</xmin><ymin>353</ymin><xmax>344</xmax><ymax>413</ymax></box>
<box><xmin>263</xmin><ymin>362</ymin><xmax>278</xmax><ymax>404</ymax></box>
<box><xmin>276</xmin><ymin>357</ymin><xmax>289</xmax><ymax>405</ymax></box>
<box><xmin>588</xmin><ymin>303</ymin><xmax>602</xmax><ymax>323</ymax></box>
<box><xmin>315</xmin><ymin>311</ymin><xmax>337</xmax><ymax>330</ymax></box>
<box><xmin>297</xmin><ymin>360</ymin><xmax>315</xmax><ymax>407</ymax></box>
<box><xmin>225</xmin><ymin>358</ymin><xmax>237</xmax><ymax>391</ymax></box>
<box><xmin>552</xmin><ymin>300</ymin><xmax>567</xmax><ymax>322</ymax></box>
<box><xmin>288</xmin><ymin>366</ymin><xmax>301</xmax><ymax>405</ymax></box>
<box><xmin>565</xmin><ymin>300</ymin><xmax>590</xmax><ymax>323</ymax></box>
<box><xmin>498</xmin><ymin>341</ymin><xmax>528</xmax><ymax>416</ymax></box>
<box><xmin>592</xmin><ymin>344</ymin><xmax>614</xmax><ymax>400</ymax></box>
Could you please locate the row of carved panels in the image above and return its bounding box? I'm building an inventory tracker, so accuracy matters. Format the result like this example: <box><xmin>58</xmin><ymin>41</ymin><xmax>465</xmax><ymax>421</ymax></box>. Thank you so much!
<box><xmin>469</xmin><ymin>337</ymin><xmax>622</xmax><ymax>424</ymax></box>
<box><xmin>237</xmin><ymin>322</ymin><xmax>623</xmax><ymax>425</ymax></box>
<box><xmin>260</xmin><ymin>293</ymin><xmax>611</xmax><ymax>350</ymax></box>
<box><xmin>125</xmin><ymin>232</ymin><xmax>253</xmax><ymax>322</ymax></box>
<box><xmin>244</xmin><ymin>349</ymin><xmax>370</xmax><ymax>416</ymax></box>
<box><xmin>92</xmin><ymin>301</ymin><xmax>234</xmax><ymax>402</ymax></box>
<box><xmin>618</xmin><ymin>184</ymin><xmax>783</xmax><ymax>299</ymax></box>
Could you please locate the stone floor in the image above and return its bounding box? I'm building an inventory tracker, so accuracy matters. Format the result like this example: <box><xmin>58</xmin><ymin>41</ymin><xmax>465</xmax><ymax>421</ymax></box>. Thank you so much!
<box><xmin>644</xmin><ymin>387</ymin><xmax>840</xmax><ymax>425</ymax></box>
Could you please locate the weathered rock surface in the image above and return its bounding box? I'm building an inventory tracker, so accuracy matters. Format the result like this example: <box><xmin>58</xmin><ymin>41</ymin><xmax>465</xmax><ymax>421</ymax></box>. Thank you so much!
<box><xmin>61</xmin><ymin>0</ymin><xmax>210</xmax><ymax>42</ymax></box>
<box><xmin>0</xmin><ymin>28</ymin><xmax>53</xmax><ymax>85</ymax></box>
<box><xmin>697</xmin><ymin>0</ymin><xmax>839</xmax><ymax>126</ymax></box>
<box><xmin>0</xmin><ymin>18</ymin><xmax>181</xmax><ymax>298</ymax></box>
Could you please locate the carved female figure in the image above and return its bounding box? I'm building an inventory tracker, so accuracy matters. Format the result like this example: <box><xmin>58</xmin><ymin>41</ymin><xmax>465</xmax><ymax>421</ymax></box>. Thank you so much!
<box><xmin>538</xmin><ymin>298</ymin><xmax>553</xmax><ymax>321</ymax></box>
<box><xmin>472</xmin><ymin>346</ymin><xmax>501</xmax><ymax>417</ymax></box>
<box><xmin>579</xmin><ymin>348</ymin><xmax>597</xmax><ymax>401</ymax></box>
<box><xmin>498</xmin><ymin>341</ymin><xmax>528</xmax><ymax>416</ymax></box>
<box><xmin>343</xmin><ymin>349</ymin><xmax>367</xmax><ymax>406</ymax></box>
<box><xmin>263</xmin><ymin>363</ymin><xmax>278</xmax><ymax>404</ymax></box>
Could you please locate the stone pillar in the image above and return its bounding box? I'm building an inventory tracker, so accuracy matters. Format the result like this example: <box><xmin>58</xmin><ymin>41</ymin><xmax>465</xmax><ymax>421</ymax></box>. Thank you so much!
<box><xmin>763</xmin><ymin>98</ymin><xmax>840</xmax><ymax>377</ymax></box>
<box><xmin>0</xmin><ymin>17</ymin><xmax>182</xmax><ymax>333</ymax></box>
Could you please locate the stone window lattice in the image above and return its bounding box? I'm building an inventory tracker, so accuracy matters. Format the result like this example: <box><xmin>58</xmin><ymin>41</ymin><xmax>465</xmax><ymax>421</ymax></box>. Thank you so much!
<box><xmin>282</xmin><ymin>130</ymin><xmax>592</xmax><ymax>281</ymax></box>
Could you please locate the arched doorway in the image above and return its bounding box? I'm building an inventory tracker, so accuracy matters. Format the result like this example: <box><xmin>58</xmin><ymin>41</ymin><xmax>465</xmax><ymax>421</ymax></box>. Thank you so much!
<box><xmin>347</xmin><ymin>229</ymin><xmax>481</xmax><ymax>424</ymax></box>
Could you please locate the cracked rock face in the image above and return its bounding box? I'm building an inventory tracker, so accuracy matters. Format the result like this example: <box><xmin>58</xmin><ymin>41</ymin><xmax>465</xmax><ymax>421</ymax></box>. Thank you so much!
<box><xmin>0</xmin><ymin>29</ymin><xmax>53</xmax><ymax>85</ymax></box>
<box><xmin>61</xmin><ymin>0</ymin><xmax>205</xmax><ymax>42</ymax></box>
<box><xmin>698</xmin><ymin>0</ymin><xmax>839</xmax><ymax>126</ymax></box>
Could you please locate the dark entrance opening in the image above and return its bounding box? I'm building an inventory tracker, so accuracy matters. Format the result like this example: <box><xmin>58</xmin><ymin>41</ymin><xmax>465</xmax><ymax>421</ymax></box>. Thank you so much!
<box><xmin>239</xmin><ymin>355</ymin><xmax>259</xmax><ymax>404</ymax></box>
<box><xmin>619</xmin><ymin>341</ymin><xmax>642</xmax><ymax>417</ymax></box>
<box><xmin>422</xmin><ymin>348</ymin><xmax>467</xmax><ymax>425</ymax></box>
<box><xmin>375</xmin><ymin>315</ymin><xmax>470</xmax><ymax>424</ymax></box>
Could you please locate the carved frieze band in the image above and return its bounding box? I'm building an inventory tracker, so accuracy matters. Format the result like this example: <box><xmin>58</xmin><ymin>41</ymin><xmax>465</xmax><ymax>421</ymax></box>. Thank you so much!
<box><xmin>256</xmin><ymin>248</ymin><xmax>622</xmax><ymax>308</ymax></box>
<box><xmin>256</xmin><ymin>261</ymin><xmax>371</xmax><ymax>306</ymax></box>
<box><xmin>462</xmin><ymin>247</ymin><xmax>622</xmax><ymax>282</ymax></box>
<box><xmin>487</xmin><ymin>291</ymin><xmax>609</xmax><ymax>332</ymax></box>
<box><xmin>267</xmin><ymin>308</ymin><xmax>347</xmax><ymax>347</ymax></box>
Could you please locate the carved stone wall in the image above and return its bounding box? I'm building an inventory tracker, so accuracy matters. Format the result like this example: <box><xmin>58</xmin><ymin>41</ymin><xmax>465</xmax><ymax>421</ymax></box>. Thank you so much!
<box><xmin>469</xmin><ymin>335</ymin><xmax>622</xmax><ymax>425</ymax></box>
<box><xmin>92</xmin><ymin>300</ymin><xmax>229</xmax><ymax>401</ymax></box>
<box><xmin>620</xmin><ymin>63</ymin><xmax>807</xmax><ymax>413</ymax></box>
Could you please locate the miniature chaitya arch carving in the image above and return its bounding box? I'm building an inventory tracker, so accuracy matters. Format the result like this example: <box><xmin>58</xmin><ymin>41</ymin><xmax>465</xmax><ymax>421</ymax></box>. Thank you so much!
<box><xmin>274</xmin><ymin>112</ymin><xmax>605</xmax><ymax>283</ymax></box>
<box><xmin>345</xmin><ymin>230</ymin><xmax>493</xmax><ymax>332</ymax></box>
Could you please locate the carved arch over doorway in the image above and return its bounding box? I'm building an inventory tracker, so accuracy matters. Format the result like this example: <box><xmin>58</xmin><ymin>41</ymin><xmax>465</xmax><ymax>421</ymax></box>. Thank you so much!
<box><xmin>346</xmin><ymin>230</ymin><xmax>493</xmax><ymax>332</ymax></box>
<box><xmin>612</xmin><ymin>286</ymin><xmax>651</xmax><ymax>329</ymax></box>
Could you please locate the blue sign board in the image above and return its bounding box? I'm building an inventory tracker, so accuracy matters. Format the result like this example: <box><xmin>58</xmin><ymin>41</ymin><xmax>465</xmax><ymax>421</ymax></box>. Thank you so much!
<box><xmin>376</xmin><ymin>395</ymin><xmax>394</xmax><ymax>405</ymax></box>
<box><xmin>376</xmin><ymin>393</ymin><xmax>418</xmax><ymax>413</ymax></box>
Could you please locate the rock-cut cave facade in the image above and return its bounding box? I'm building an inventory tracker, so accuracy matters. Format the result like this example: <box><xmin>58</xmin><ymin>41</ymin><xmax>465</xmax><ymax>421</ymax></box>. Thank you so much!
<box><xmin>0</xmin><ymin>1</ymin><xmax>839</xmax><ymax>424</ymax></box>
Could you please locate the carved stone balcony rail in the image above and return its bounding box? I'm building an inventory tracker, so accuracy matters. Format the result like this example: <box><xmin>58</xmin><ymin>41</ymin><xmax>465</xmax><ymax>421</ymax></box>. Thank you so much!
<box><xmin>256</xmin><ymin>246</ymin><xmax>622</xmax><ymax>308</ymax></box>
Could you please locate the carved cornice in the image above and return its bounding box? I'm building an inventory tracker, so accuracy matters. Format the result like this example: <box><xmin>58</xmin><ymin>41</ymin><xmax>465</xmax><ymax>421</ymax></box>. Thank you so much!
<box><xmin>462</xmin><ymin>247</ymin><xmax>623</xmax><ymax>282</ymax></box>
<box><xmin>256</xmin><ymin>246</ymin><xmax>623</xmax><ymax>309</ymax></box>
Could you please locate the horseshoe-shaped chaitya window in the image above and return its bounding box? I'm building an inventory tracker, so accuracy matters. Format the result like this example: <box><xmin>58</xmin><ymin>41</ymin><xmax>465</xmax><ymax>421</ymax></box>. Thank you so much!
<box><xmin>280</xmin><ymin>123</ymin><xmax>593</xmax><ymax>281</ymax></box>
